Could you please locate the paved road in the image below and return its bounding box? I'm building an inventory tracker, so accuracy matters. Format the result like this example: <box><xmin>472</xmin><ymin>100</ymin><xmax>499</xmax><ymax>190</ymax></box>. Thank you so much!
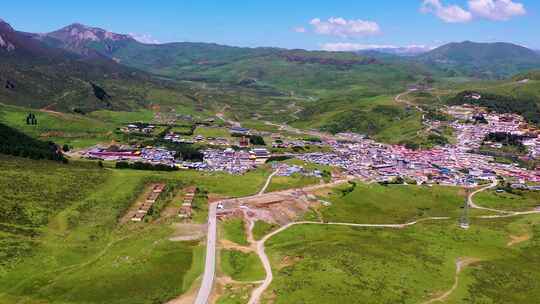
<box><xmin>193</xmin><ymin>203</ymin><xmax>218</xmax><ymax>304</ymax></box>
<box><xmin>192</xmin><ymin>178</ymin><xmax>352</xmax><ymax>303</ymax></box>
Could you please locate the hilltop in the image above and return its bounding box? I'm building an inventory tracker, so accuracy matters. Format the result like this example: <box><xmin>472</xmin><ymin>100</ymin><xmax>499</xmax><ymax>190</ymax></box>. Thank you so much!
<box><xmin>0</xmin><ymin>19</ymin><xmax>156</xmax><ymax>112</ymax></box>
<box><xmin>418</xmin><ymin>41</ymin><xmax>540</xmax><ymax>79</ymax></box>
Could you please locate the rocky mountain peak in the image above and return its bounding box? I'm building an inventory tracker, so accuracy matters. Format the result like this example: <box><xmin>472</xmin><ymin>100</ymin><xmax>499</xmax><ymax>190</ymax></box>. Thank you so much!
<box><xmin>0</xmin><ymin>19</ymin><xmax>16</xmax><ymax>51</ymax></box>
<box><xmin>47</xmin><ymin>23</ymin><xmax>134</xmax><ymax>45</ymax></box>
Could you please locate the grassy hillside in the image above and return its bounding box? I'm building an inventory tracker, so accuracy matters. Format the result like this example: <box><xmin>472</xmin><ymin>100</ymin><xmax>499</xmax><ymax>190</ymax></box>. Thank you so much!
<box><xmin>261</xmin><ymin>183</ymin><xmax>540</xmax><ymax>303</ymax></box>
<box><xmin>418</xmin><ymin>41</ymin><xmax>540</xmax><ymax>79</ymax></box>
<box><xmin>265</xmin><ymin>216</ymin><xmax>540</xmax><ymax>304</ymax></box>
<box><xmin>294</xmin><ymin>94</ymin><xmax>425</xmax><ymax>144</ymax></box>
<box><xmin>0</xmin><ymin>155</ymin><xmax>276</xmax><ymax>303</ymax></box>
<box><xmin>0</xmin><ymin>122</ymin><xmax>66</xmax><ymax>161</ymax></box>
<box><xmin>0</xmin><ymin>156</ymin><xmax>206</xmax><ymax>304</ymax></box>
<box><xmin>320</xmin><ymin>183</ymin><xmax>466</xmax><ymax>224</ymax></box>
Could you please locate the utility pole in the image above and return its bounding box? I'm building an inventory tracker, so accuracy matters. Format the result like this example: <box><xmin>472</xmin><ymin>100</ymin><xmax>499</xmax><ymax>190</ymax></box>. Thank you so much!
<box><xmin>460</xmin><ymin>187</ymin><xmax>470</xmax><ymax>229</ymax></box>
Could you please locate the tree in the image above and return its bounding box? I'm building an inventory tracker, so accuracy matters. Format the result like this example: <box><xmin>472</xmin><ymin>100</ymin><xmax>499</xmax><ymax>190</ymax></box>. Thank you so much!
<box><xmin>249</xmin><ymin>135</ymin><xmax>266</xmax><ymax>146</ymax></box>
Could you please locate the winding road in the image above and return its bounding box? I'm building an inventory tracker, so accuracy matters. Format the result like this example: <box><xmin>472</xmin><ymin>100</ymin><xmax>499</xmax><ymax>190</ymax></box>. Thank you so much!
<box><xmin>468</xmin><ymin>179</ymin><xmax>540</xmax><ymax>218</ymax></box>
<box><xmin>247</xmin><ymin>179</ymin><xmax>540</xmax><ymax>304</ymax></box>
<box><xmin>247</xmin><ymin>217</ymin><xmax>452</xmax><ymax>304</ymax></box>
<box><xmin>194</xmin><ymin>176</ymin><xmax>540</xmax><ymax>304</ymax></box>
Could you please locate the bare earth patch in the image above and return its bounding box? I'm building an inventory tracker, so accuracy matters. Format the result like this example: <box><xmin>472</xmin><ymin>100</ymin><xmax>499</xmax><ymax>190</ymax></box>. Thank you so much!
<box><xmin>169</xmin><ymin>223</ymin><xmax>206</xmax><ymax>242</ymax></box>
<box><xmin>507</xmin><ymin>234</ymin><xmax>531</xmax><ymax>247</ymax></box>
<box><xmin>220</xmin><ymin>239</ymin><xmax>255</xmax><ymax>253</ymax></box>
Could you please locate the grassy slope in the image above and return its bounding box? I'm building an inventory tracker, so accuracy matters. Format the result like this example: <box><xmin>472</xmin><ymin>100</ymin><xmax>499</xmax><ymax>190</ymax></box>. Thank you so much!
<box><xmin>222</xmin><ymin>219</ymin><xmax>248</xmax><ymax>246</ymax></box>
<box><xmin>266</xmin><ymin>174</ymin><xmax>320</xmax><ymax>193</ymax></box>
<box><xmin>475</xmin><ymin>189</ymin><xmax>540</xmax><ymax>212</ymax></box>
<box><xmin>252</xmin><ymin>221</ymin><xmax>278</xmax><ymax>241</ymax></box>
<box><xmin>263</xmin><ymin>183</ymin><xmax>540</xmax><ymax>303</ymax></box>
<box><xmin>295</xmin><ymin>95</ymin><xmax>425</xmax><ymax>144</ymax></box>
<box><xmin>0</xmin><ymin>155</ymin><xmax>274</xmax><ymax>304</ymax></box>
<box><xmin>0</xmin><ymin>156</ymin><xmax>203</xmax><ymax>304</ymax></box>
<box><xmin>265</xmin><ymin>216</ymin><xmax>540</xmax><ymax>304</ymax></box>
<box><xmin>220</xmin><ymin>250</ymin><xmax>265</xmax><ymax>282</ymax></box>
<box><xmin>320</xmin><ymin>183</ymin><xmax>466</xmax><ymax>224</ymax></box>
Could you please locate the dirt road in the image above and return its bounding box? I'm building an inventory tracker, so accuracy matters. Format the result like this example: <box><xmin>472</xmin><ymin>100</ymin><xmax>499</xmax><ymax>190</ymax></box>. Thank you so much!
<box><xmin>468</xmin><ymin>179</ymin><xmax>540</xmax><ymax>218</ymax></box>
<box><xmin>421</xmin><ymin>258</ymin><xmax>480</xmax><ymax>304</ymax></box>
<box><xmin>247</xmin><ymin>217</ymin><xmax>451</xmax><ymax>304</ymax></box>
<box><xmin>258</xmin><ymin>170</ymin><xmax>278</xmax><ymax>196</ymax></box>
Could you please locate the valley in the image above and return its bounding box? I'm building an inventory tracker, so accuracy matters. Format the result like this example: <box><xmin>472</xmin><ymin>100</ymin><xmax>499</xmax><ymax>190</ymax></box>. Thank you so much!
<box><xmin>1</xmin><ymin>8</ymin><xmax>540</xmax><ymax>304</ymax></box>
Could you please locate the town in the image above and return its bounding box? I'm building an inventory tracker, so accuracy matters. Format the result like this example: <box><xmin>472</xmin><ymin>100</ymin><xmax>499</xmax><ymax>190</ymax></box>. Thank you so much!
<box><xmin>79</xmin><ymin>104</ymin><xmax>540</xmax><ymax>187</ymax></box>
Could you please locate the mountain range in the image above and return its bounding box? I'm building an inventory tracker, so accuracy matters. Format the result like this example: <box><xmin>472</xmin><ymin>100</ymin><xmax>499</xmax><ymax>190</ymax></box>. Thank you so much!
<box><xmin>2</xmin><ymin>19</ymin><xmax>540</xmax><ymax>115</ymax></box>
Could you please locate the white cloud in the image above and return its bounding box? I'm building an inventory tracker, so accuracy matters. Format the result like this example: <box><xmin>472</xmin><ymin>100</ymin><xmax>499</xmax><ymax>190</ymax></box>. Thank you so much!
<box><xmin>321</xmin><ymin>43</ymin><xmax>397</xmax><ymax>51</ymax></box>
<box><xmin>421</xmin><ymin>0</ymin><xmax>473</xmax><ymax>23</ymax></box>
<box><xmin>293</xmin><ymin>27</ymin><xmax>306</xmax><ymax>33</ymax></box>
<box><xmin>129</xmin><ymin>33</ymin><xmax>160</xmax><ymax>44</ymax></box>
<box><xmin>468</xmin><ymin>0</ymin><xmax>526</xmax><ymax>21</ymax></box>
<box><xmin>321</xmin><ymin>43</ymin><xmax>436</xmax><ymax>52</ymax></box>
<box><xmin>309</xmin><ymin>17</ymin><xmax>381</xmax><ymax>38</ymax></box>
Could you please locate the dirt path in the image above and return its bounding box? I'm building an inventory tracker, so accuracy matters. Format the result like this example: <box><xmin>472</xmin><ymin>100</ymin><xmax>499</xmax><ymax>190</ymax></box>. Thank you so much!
<box><xmin>247</xmin><ymin>217</ymin><xmax>451</xmax><ymax>304</ymax></box>
<box><xmin>258</xmin><ymin>170</ymin><xmax>278</xmax><ymax>196</ymax></box>
<box><xmin>468</xmin><ymin>180</ymin><xmax>540</xmax><ymax>217</ymax></box>
<box><xmin>421</xmin><ymin>258</ymin><xmax>480</xmax><ymax>304</ymax></box>
<box><xmin>394</xmin><ymin>90</ymin><xmax>425</xmax><ymax>113</ymax></box>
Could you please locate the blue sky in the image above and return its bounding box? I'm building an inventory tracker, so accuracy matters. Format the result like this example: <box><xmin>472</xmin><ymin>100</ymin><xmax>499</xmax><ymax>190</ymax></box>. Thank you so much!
<box><xmin>2</xmin><ymin>0</ymin><xmax>538</xmax><ymax>50</ymax></box>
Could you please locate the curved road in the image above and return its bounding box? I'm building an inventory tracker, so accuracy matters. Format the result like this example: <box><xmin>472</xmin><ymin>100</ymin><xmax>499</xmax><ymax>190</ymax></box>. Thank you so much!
<box><xmin>468</xmin><ymin>179</ymin><xmax>540</xmax><ymax>217</ymax></box>
<box><xmin>192</xmin><ymin>178</ymin><xmax>352</xmax><ymax>303</ymax></box>
<box><xmin>247</xmin><ymin>217</ymin><xmax>451</xmax><ymax>304</ymax></box>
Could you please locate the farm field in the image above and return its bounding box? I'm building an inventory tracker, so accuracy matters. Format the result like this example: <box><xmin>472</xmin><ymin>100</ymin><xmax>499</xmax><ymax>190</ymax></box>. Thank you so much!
<box><xmin>263</xmin><ymin>215</ymin><xmax>540</xmax><ymax>304</ymax></box>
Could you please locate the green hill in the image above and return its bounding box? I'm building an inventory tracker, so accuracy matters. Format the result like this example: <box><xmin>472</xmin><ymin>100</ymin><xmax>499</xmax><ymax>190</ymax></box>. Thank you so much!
<box><xmin>418</xmin><ymin>41</ymin><xmax>540</xmax><ymax>79</ymax></box>
<box><xmin>0</xmin><ymin>122</ymin><xmax>66</xmax><ymax>161</ymax></box>
<box><xmin>0</xmin><ymin>20</ymin><xmax>175</xmax><ymax>113</ymax></box>
<box><xmin>38</xmin><ymin>24</ymin><xmax>429</xmax><ymax>98</ymax></box>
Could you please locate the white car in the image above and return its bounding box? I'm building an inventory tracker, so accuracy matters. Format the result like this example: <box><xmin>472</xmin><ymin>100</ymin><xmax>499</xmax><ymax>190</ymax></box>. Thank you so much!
<box><xmin>217</xmin><ymin>203</ymin><xmax>224</xmax><ymax>210</ymax></box>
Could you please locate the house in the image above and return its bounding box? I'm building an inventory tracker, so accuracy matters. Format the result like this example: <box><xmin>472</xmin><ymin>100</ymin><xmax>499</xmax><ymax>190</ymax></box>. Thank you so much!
<box><xmin>131</xmin><ymin>213</ymin><xmax>145</xmax><ymax>222</ymax></box>
<box><xmin>230</xmin><ymin>127</ymin><xmax>250</xmax><ymax>136</ymax></box>
<box><xmin>250</xmin><ymin>148</ymin><xmax>270</xmax><ymax>159</ymax></box>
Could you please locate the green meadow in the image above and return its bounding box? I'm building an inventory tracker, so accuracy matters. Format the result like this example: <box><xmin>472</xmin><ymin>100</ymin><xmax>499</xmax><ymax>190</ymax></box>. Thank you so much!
<box><xmin>222</xmin><ymin>219</ymin><xmax>249</xmax><ymax>246</ymax></box>
<box><xmin>220</xmin><ymin>250</ymin><xmax>265</xmax><ymax>282</ymax></box>
<box><xmin>320</xmin><ymin>183</ymin><xmax>467</xmax><ymax>224</ymax></box>
<box><xmin>0</xmin><ymin>155</ymin><xmax>273</xmax><ymax>304</ymax></box>
<box><xmin>475</xmin><ymin>188</ymin><xmax>540</xmax><ymax>212</ymax></box>
<box><xmin>264</xmin><ymin>215</ymin><xmax>540</xmax><ymax>304</ymax></box>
